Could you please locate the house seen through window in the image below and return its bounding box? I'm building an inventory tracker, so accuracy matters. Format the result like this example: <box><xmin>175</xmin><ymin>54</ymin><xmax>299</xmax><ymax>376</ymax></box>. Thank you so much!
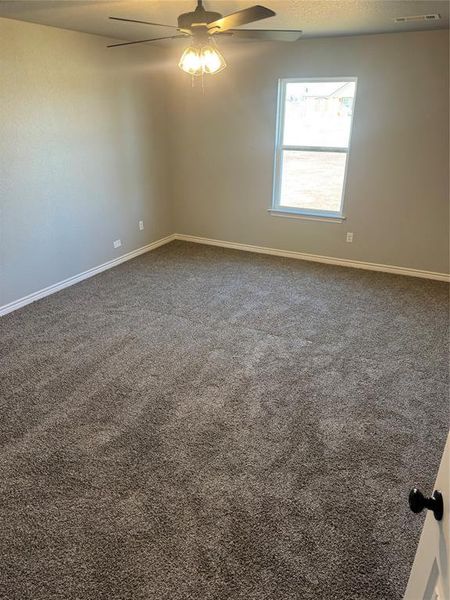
<box><xmin>273</xmin><ymin>78</ymin><xmax>357</xmax><ymax>218</ymax></box>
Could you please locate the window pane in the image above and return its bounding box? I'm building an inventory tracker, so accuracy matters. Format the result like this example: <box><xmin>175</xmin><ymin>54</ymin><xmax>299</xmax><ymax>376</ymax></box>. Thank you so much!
<box><xmin>279</xmin><ymin>150</ymin><xmax>347</xmax><ymax>213</ymax></box>
<box><xmin>283</xmin><ymin>81</ymin><xmax>356</xmax><ymax>148</ymax></box>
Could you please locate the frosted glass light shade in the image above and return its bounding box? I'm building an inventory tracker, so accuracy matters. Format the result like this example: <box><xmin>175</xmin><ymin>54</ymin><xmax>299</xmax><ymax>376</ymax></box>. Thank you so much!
<box><xmin>178</xmin><ymin>44</ymin><xmax>226</xmax><ymax>76</ymax></box>
<box><xmin>178</xmin><ymin>46</ymin><xmax>202</xmax><ymax>76</ymax></box>
<box><xmin>201</xmin><ymin>46</ymin><xmax>226</xmax><ymax>74</ymax></box>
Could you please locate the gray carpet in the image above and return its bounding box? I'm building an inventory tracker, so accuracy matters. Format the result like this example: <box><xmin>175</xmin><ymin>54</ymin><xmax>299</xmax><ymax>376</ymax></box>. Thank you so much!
<box><xmin>0</xmin><ymin>240</ymin><xmax>448</xmax><ymax>600</ymax></box>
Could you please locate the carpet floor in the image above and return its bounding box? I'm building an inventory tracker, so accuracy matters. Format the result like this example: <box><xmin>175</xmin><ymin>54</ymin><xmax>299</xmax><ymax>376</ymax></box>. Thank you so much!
<box><xmin>0</xmin><ymin>241</ymin><xmax>448</xmax><ymax>600</ymax></box>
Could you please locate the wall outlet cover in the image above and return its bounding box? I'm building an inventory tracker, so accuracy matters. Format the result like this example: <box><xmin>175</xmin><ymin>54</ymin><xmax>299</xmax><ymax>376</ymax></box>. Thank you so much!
<box><xmin>113</xmin><ymin>239</ymin><xmax>122</xmax><ymax>249</ymax></box>
<box><xmin>139</xmin><ymin>221</ymin><xmax>144</xmax><ymax>230</ymax></box>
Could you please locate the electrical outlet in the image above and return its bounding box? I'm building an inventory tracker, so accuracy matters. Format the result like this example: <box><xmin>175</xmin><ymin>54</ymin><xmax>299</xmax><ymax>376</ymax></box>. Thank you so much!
<box><xmin>346</xmin><ymin>232</ymin><xmax>354</xmax><ymax>243</ymax></box>
<box><xmin>139</xmin><ymin>220</ymin><xmax>144</xmax><ymax>231</ymax></box>
<box><xmin>113</xmin><ymin>239</ymin><xmax>122</xmax><ymax>249</ymax></box>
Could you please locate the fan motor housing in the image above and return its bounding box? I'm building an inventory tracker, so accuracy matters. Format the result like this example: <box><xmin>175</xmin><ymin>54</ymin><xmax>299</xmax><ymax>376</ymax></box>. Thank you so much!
<box><xmin>177</xmin><ymin>9</ymin><xmax>222</xmax><ymax>30</ymax></box>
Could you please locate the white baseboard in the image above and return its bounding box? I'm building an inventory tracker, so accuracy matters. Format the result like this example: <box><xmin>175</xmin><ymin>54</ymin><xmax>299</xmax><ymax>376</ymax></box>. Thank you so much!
<box><xmin>0</xmin><ymin>234</ymin><xmax>176</xmax><ymax>317</ymax></box>
<box><xmin>2</xmin><ymin>231</ymin><xmax>448</xmax><ymax>317</ymax></box>
<box><xmin>174</xmin><ymin>234</ymin><xmax>450</xmax><ymax>282</ymax></box>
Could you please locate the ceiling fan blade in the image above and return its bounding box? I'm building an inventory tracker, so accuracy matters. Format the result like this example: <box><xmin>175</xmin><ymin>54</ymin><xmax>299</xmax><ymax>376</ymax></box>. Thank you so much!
<box><xmin>225</xmin><ymin>29</ymin><xmax>302</xmax><ymax>42</ymax></box>
<box><xmin>109</xmin><ymin>16</ymin><xmax>178</xmax><ymax>29</ymax></box>
<box><xmin>107</xmin><ymin>35</ymin><xmax>188</xmax><ymax>48</ymax></box>
<box><xmin>207</xmin><ymin>5</ymin><xmax>275</xmax><ymax>32</ymax></box>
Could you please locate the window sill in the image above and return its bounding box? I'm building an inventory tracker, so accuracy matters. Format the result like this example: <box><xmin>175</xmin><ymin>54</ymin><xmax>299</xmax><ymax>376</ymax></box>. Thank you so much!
<box><xmin>268</xmin><ymin>209</ymin><xmax>346</xmax><ymax>223</ymax></box>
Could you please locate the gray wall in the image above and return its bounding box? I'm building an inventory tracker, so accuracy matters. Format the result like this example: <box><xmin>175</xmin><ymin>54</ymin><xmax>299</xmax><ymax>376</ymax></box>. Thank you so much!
<box><xmin>1</xmin><ymin>23</ymin><xmax>448</xmax><ymax>311</ymax></box>
<box><xmin>0</xmin><ymin>17</ymin><xmax>172</xmax><ymax>307</ymax></box>
<box><xmin>170</xmin><ymin>30</ymin><xmax>449</xmax><ymax>274</ymax></box>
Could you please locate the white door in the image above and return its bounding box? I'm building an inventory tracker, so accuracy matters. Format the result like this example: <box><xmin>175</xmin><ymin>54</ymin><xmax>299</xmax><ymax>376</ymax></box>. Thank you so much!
<box><xmin>404</xmin><ymin>433</ymin><xmax>449</xmax><ymax>600</ymax></box>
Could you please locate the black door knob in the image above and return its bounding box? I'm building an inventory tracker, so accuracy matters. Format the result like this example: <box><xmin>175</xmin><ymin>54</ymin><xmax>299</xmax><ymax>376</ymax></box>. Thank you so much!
<box><xmin>409</xmin><ymin>487</ymin><xmax>444</xmax><ymax>521</ymax></box>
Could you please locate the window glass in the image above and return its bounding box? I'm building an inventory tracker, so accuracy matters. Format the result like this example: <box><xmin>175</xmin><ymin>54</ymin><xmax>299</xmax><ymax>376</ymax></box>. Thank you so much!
<box><xmin>273</xmin><ymin>78</ymin><xmax>357</xmax><ymax>217</ymax></box>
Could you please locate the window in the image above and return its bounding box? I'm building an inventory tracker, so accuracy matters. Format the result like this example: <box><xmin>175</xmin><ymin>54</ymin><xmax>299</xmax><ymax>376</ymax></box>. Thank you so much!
<box><xmin>272</xmin><ymin>78</ymin><xmax>357</xmax><ymax>220</ymax></box>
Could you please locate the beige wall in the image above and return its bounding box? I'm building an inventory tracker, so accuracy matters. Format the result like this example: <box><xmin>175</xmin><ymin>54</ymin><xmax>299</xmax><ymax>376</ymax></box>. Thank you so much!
<box><xmin>170</xmin><ymin>30</ymin><xmax>449</xmax><ymax>274</ymax></box>
<box><xmin>0</xmin><ymin>18</ymin><xmax>172</xmax><ymax>307</ymax></box>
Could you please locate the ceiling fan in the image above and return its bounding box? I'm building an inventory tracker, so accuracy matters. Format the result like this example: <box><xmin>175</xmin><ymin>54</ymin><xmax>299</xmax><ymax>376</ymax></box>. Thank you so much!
<box><xmin>107</xmin><ymin>1</ymin><xmax>302</xmax><ymax>77</ymax></box>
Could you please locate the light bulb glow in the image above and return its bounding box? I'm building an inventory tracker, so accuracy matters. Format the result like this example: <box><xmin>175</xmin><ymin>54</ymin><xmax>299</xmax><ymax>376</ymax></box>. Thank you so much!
<box><xmin>201</xmin><ymin>47</ymin><xmax>225</xmax><ymax>74</ymax></box>
<box><xmin>178</xmin><ymin>46</ymin><xmax>202</xmax><ymax>76</ymax></box>
<box><xmin>178</xmin><ymin>44</ymin><xmax>226</xmax><ymax>77</ymax></box>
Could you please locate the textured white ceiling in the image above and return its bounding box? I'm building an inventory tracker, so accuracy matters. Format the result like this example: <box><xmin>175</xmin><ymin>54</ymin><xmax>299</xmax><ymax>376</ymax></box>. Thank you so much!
<box><xmin>0</xmin><ymin>0</ymin><xmax>448</xmax><ymax>43</ymax></box>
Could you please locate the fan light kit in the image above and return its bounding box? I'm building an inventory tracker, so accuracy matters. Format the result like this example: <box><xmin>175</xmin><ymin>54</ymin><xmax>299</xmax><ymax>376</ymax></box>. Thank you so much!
<box><xmin>178</xmin><ymin>43</ymin><xmax>226</xmax><ymax>76</ymax></box>
<box><xmin>107</xmin><ymin>1</ymin><xmax>302</xmax><ymax>81</ymax></box>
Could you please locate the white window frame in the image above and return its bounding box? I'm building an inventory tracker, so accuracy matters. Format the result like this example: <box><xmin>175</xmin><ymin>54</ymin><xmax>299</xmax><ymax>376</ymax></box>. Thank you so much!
<box><xmin>271</xmin><ymin>76</ymin><xmax>358</xmax><ymax>222</ymax></box>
